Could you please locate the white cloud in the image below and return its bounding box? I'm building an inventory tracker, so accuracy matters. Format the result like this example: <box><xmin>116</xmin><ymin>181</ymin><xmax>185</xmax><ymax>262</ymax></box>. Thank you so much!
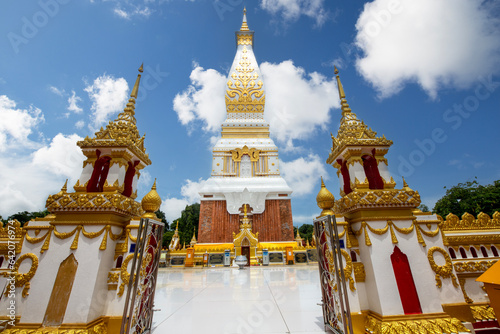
<box><xmin>32</xmin><ymin>133</ymin><xmax>85</xmax><ymax>177</ymax></box>
<box><xmin>261</xmin><ymin>61</ymin><xmax>338</xmax><ymax>150</ymax></box>
<box><xmin>174</xmin><ymin>61</ymin><xmax>338</xmax><ymax>149</ymax></box>
<box><xmin>160</xmin><ymin>178</ymin><xmax>207</xmax><ymax>222</ymax></box>
<box><xmin>49</xmin><ymin>86</ymin><xmax>65</xmax><ymax>96</ymax></box>
<box><xmin>173</xmin><ymin>63</ymin><xmax>227</xmax><ymax>133</ymax></box>
<box><xmin>355</xmin><ymin>0</ymin><xmax>500</xmax><ymax>98</ymax></box>
<box><xmin>113</xmin><ymin>5</ymin><xmax>152</xmax><ymax>20</ymax></box>
<box><xmin>0</xmin><ymin>133</ymin><xmax>84</xmax><ymax>217</ymax></box>
<box><xmin>67</xmin><ymin>90</ymin><xmax>83</xmax><ymax>114</ymax></box>
<box><xmin>0</xmin><ymin>95</ymin><xmax>44</xmax><ymax>152</ymax></box>
<box><xmin>280</xmin><ymin>154</ymin><xmax>329</xmax><ymax>196</ymax></box>
<box><xmin>160</xmin><ymin>198</ymin><xmax>190</xmax><ymax>223</ymax></box>
<box><xmin>260</xmin><ymin>0</ymin><xmax>328</xmax><ymax>27</ymax></box>
<box><xmin>75</xmin><ymin>120</ymin><xmax>85</xmax><ymax>129</ymax></box>
<box><xmin>84</xmin><ymin>74</ymin><xmax>129</xmax><ymax>130</ymax></box>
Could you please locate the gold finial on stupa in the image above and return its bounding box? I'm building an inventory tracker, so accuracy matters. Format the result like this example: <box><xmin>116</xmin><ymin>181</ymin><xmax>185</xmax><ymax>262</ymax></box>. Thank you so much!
<box><xmin>190</xmin><ymin>231</ymin><xmax>197</xmax><ymax>246</ymax></box>
<box><xmin>130</xmin><ymin>63</ymin><xmax>144</xmax><ymax>99</ymax></box>
<box><xmin>316</xmin><ymin>177</ymin><xmax>335</xmax><ymax>217</ymax></box>
<box><xmin>141</xmin><ymin>179</ymin><xmax>162</xmax><ymax>219</ymax></box>
<box><xmin>240</xmin><ymin>7</ymin><xmax>249</xmax><ymax>31</ymax></box>
<box><xmin>334</xmin><ymin>66</ymin><xmax>351</xmax><ymax>114</ymax></box>
<box><xmin>402</xmin><ymin>177</ymin><xmax>412</xmax><ymax>191</ymax></box>
<box><xmin>58</xmin><ymin>179</ymin><xmax>68</xmax><ymax>195</ymax></box>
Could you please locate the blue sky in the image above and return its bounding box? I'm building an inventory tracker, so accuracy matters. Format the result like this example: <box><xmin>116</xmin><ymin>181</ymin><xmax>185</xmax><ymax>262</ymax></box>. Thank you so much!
<box><xmin>1</xmin><ymin>0</ymin><xmax>500</xmax><ymax>224</ymax></box>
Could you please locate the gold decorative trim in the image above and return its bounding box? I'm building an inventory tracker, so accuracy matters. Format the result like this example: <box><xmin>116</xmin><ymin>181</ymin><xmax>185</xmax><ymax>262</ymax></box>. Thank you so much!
<box><xmin>225</xmin><ymin>46</ymin><xmax>265</xmax><ymax>113</ymax></box>
<box><xmin>46</xmin><ymin>192</ymin><xmax>142</xmax><ymax>217</ymax></box>
<box><xmin>427</xmin><ymin>247</ymin><xmax>459</xmax><ymax>288</ymax></box>
<box><xmin>458</xmin><ymin>278</ymin><xmax>473</xmax><ymax>304</ymax></box>
<box><xmin>353</xmin><ymin>262</ymin><xmax>366</xmax><ymax>282</ymax></box>
<box><xmin>441</xmin><ymin>211</ymin><xmax>500</xmax><ymax>231</ymax></box>
<box><xmin>1</xmin><ymin>253</ymin><xmax>38</xmax><ymax>298</ymax></box>
<box><xmin>454</xmin><ymin>260</ymin><xmax>497</xmax><ymax>273</ymax></box>
<box><xmin>471</xmin><ymin>305</ymin><xmax>497</xmax><ymax>321</ymax></box>
<box><xmin>351</xmin><ymin>220</ymin><xmax>437</xmax><ymax>246</ymax></box>
<box><xmin>335</xmin><ymin>189</ymin><xmax>421</xmax><ymax>214</ymax></box>
<box><xmin>365</xmin><ymin>313</ymin><xmax>470</xmax><ymax>334</ymax></box>
<box><xmin>118</xmin><ymin>254</ymin><xmax>134</xmax><ymax>297</ymax></box>
<box><xmin>24</xmin><ymin>225</ymin><xmax>123</xmax><ymax>253</ymax></box>
<box><xmin>444</xmin><ymin>234</ymin><xmax>500</xmax><ymax>246</ymax></box>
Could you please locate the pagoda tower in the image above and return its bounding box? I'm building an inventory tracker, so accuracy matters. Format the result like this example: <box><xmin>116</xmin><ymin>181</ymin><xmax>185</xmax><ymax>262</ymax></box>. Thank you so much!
<box><xmin>0</xmin><ymin>65</ymin><xmax>161</xmax><ymax>333</ymax></box>
<box><xmin>322</xmin><ymin>68</ymin><xmax>476</xmax><ymax>332</ymax></box>
<box><xmin>198</xmin><ymin>10</ymin><xmax>294</xmax><ymax>243</ymax></box>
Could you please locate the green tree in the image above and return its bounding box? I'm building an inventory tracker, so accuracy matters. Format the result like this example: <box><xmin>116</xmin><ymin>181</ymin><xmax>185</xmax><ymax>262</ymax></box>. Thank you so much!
<box><xmin>155</xmin><ymin>209</ymin><xmax>169</xmax><ymax>230</ymax></box>
<box><xmin>7</xmin><ymin>210</ymin><xmax>50</xmax><ymax>226</ymax></box>
<box><xmin>299</xmin><ymin>224</ymin><xmax>314</xmax><ymax>242</ymax></box>
<box><xmin>418</xmin><ymin>204</ymin><xmax>430</xmax><ymax>212</ymax></box>
<box><xmin>162</xmin><ymin>230</ymin><xmax>175</xmax><ymax>249</ymax></box>
<box><xmin>175</xmin><ymin>203</ymin><xmax>200</xmax><ymax>246</ymax></box>
<box><xmin>433</xmin><ymin>179</ymin><xmax>500</xmax><ymax>218</ymax></box>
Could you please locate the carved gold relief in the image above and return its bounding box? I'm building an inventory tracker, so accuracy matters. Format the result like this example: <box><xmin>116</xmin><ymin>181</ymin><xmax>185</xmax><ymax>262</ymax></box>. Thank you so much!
<box><xmin>365</xmin><ymin>314</ymin><xmax>469</xmax><ymax>334</ymax></box>
<box><xmin>353</xmin><ymin>262</ymin><xmax>366</xmax><ymax>282</ymax></box>
<box><xmin>471</xmin><ymin>305</ymin><xmax>497</xmax><ymax>321</ymax></box>
<box><xmin>440</xmin><ymin>211</ymin><xmax>500</xmax><ymax>231</ymax></box>
<box><xmin>46</xmin><ymin>192</ymin><xmax>142</xmax><ymax>217</ymax></box>
<box><xmin>24</xmin><ymin>224</ymin><xmax>123</xmax><ymax>253</ymax></box>
<box><xmin>351</xmin><ymin>220</ymin><xmax>434</xmax><ymax>247</ymax></box>
<box><xmin>225</xmin><ymin>46</ymin><xmax>265</xmax><ymax>113</ymax></box>
<box><xmin>458</xmin><ymin>278</ymin><xmax>473</xmax><ymax>304</ymax></box>
<box><xmin>427</xmin><ymin>247</ymin><xmax>459</xmax><ymax>288</ymax></box>
<box><xmin>454</xmin><ymin>260</ymin><xmax>497</xmax><ymax>273</ymax></box>
<box><xmin>334</xmin><ymin>189</ymin><xmax>421</xmax><ymax>214</ymax></box>
<box><xmin>1</xmin><ymin>253</ymin><xmax>38</xmax><ymax>298</ymax></box>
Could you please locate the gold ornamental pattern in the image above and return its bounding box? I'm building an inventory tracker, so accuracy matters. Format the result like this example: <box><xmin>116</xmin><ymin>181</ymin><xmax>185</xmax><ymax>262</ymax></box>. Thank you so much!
<box><xmin>427</xmin><ymin>247</ymin><xmax>459</xmax><ymax>288</ymax></box>
<box><xmin>365</xmin><ymin>314</ymin><xmax>470</xmax><ymax>334</ymax></box>
<box><xmin>46</xmin><ymin>192</ymin><xmax>142</xmax><ymax>217</ymax></box>
<box><xmin>1</xmin><ymin>253</ymin><xmax>38</xmax><ymax>298</ymax></box>
<box><xmin>440</xmin><ymin>211</ymin><xmax>500</xmax><ymax>231</ymax></box>
<box><xmin>226</xmin><ymin>47</ymin><xmax>265</xmax><ymax>113</ymax></box>
<box><xmin>454</xmin><ymin>260</ymin><xmax>498</xmax><ymax>273</ymax></box>
<box><xmin>334</xmin><ymin>189</ymin><xmax>421</xmax><ymax>214</ymax></box>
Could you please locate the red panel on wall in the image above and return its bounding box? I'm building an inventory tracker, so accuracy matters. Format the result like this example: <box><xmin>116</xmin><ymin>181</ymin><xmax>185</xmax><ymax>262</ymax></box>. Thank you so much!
<box><xmin>390</xmin><ymin>246</ymin><xmax>422</xmax><ymax>315</ymax></box>
<box><xmin>198</xmin><ymin>199</ymin><xmax>294</xmax><ymax>243</ymax></box>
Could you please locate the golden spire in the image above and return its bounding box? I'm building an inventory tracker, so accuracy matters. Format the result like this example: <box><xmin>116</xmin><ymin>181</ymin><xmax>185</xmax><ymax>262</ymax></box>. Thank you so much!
<box><xmin>141</xmin><ymin>179</ymin><xmax>162</xmax><ymax>219</ymax></box>
<box><xmin>130</xmin><ymin>63</ymin><xmax>144</xmax><ymax>99</ymax></box>
<box><xmin>244</xmin><ymin>204</ymin><xmax>248</xmax><ymax>218</ymax></box>
<box><xmin>334</xmin><ymin>66</ymin><xmax>351</xmax><ymax>115</ymax></box>
<box><xmin>316</xmin><ymin>177</ymin><xmax>335</xmax><ymax>217</ymax></box>
<box><xmin>240</xmin><ymin>7</ymin><xmax>249</xmax><ymax>31</ymax></box>
<box><xmin>78</xmin><ymin>64</ymin><xmax>151</xmax><ymax>165</ymax></box>
<box><xmin>402</xmin><ymin>177</ymin><xmax>412</xmax><ymax>191</ymax></box>
<box><xmin>190</xmin><ymin>230</ymin><xmax>197</xmax><ymax>246</ymax></box>
<box><xmin>326</xmin><ymin>67</ymin><xmax>393</xmax><ymax>164</ymax></box>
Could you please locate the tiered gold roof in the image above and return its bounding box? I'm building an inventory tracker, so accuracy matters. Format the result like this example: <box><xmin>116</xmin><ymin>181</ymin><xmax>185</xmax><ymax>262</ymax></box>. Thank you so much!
<box><xmin>327</xmin><ymin>67</ymin><xmax>392</xmax><ymax>164</ymax></box>
<box><xmin>78</xmin><ymin>64</ymin><xmax>151</xmax><ymax>165</ymax></box>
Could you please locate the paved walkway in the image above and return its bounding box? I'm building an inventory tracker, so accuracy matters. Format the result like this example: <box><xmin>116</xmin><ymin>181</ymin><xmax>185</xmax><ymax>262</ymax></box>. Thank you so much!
<box><xmin>152</xmin><ymin>265</ymin><xmax>327</xmax><ymax>334</ymax></box>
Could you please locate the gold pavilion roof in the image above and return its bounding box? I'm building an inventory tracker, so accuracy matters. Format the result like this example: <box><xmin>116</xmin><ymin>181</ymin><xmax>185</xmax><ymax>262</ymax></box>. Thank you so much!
<box><xmin>327</xmin><ymin>67</ymin><xmax>392</xmax><ymax>164</ymax></box>
<box><xmin>78</xmin><ymin>65</ymin><xmax>151</xmax><ymax>165</ymax></box>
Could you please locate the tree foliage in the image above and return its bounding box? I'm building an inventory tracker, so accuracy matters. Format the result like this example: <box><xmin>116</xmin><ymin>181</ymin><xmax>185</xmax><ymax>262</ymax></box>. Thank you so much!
<box><xmin>154</xmin><ymin>209</ymin><xmax>169</xmax><ymax>230</ymax></box>
<box><xmin>173</xmin><ymin>203</ymin><xmax>200</xmax><ymax>247</ymax></box>
<box><xmin>294</xmin><ymin>224</ymin><xmax>314</xmax><ymax>242</ymax></box>
<box><xmin>2</xmin><ymin>210</ymin><xmax>50</xmax><ymax>226</ymax></box>
<box><xmin>433</xmin><ymin>179</ymin><xmax>500</xmax><ymax>218</ymax></box>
